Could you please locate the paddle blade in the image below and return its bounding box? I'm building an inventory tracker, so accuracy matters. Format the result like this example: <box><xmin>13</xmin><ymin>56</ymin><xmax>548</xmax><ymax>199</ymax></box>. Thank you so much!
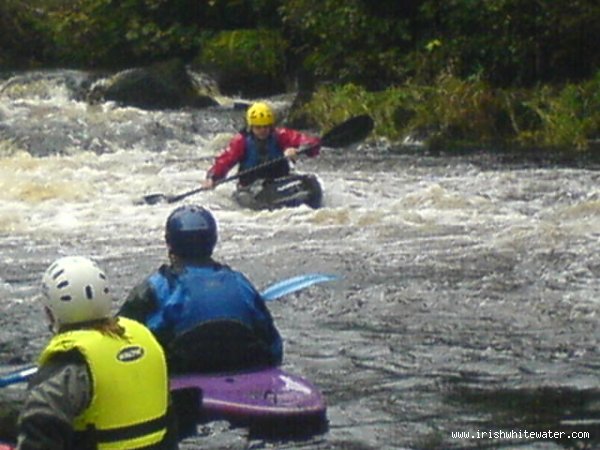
<box><xmin>140</xmin><ymin>193</ymin><xmax>168</xmax><ymax>205</ymax></box>
<box><xmin>0</xmin><ymin>366</ymin><xmax>37</xmax><ymax>387</ymax></box>
<box><xmin>140</xmin><ymin>185</ymin><xmax>209</xmax><ymax>205</ymax></box>
<box><xmin>320</xmin><ymin>115</ymin><xmax>374</xmax><ymax>148</ymax></box>
<box><xmin>261</xmin><ymin>273</ymin><xmax>340</xmax><ymax>301</ymax></box>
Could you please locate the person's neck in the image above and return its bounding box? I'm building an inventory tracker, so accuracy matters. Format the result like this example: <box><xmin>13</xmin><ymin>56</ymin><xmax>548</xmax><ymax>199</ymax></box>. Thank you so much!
<box><xmin>170</xmin><ymin>254</ymin><xmax>215</xmax><ymax>268</ymax></box>
<box><xmin>58</xmin><ymin>318</ymin><xmax>109</xmax><ymax>333</ymax></box>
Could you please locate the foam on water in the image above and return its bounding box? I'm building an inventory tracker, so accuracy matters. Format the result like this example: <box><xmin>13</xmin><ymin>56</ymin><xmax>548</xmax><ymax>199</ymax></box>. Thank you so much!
<box><xmin>1</xmin><ymin>70</ymin><xmax>599</xmax><ymax>449</ymax></box>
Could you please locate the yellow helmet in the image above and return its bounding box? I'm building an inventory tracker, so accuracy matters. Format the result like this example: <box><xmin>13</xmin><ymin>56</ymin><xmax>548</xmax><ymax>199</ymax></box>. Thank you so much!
<box><xmin>246</xmin><ymin>102</ymin><xmax>275</xmax><ymax>126</ymax></box>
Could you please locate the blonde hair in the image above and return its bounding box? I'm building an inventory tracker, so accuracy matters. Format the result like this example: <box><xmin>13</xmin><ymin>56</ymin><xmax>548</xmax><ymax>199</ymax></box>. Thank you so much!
<box><xmin>60</xmin><ymin>317</ymin><xmax>127</xmax><ymax>338</ymax></box>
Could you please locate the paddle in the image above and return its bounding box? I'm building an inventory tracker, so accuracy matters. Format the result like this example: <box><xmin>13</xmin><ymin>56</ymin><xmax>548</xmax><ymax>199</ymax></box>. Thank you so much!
<box><xmin>262</xmin><ymin>273</ymin><xmax>338</xmax><ymax>301</ymax></box>
<box><xmin>0</xmin><ymin>272</ymin><xmax>340</xmax><ymax>388</ymax></box>
<box><xmin>0</xmin><ymin>366</ymin><xmax>37</xmax><ymax>388</ymax></box>
<box><xmin>140</xmin><ymin>114</ymin><xmax>374</xmax><ymax>205</ymax></box>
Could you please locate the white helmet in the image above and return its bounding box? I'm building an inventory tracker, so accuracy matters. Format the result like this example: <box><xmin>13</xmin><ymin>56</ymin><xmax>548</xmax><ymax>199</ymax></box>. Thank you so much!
<box><xmin>42</xmin><ymin>256</ymin><xmax>112</xmax><ymax>327</ymax></box>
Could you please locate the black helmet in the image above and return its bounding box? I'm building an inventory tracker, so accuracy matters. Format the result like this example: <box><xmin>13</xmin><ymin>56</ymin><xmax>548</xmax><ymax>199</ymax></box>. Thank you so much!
<box><xmin>165</xmin><ymin>205</ymin><xmax>217</xmax><ymax>258</ymax></box>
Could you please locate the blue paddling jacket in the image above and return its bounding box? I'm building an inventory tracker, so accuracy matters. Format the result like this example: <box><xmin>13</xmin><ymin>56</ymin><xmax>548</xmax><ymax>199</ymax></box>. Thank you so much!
<box><xmin>120</xmin><ymin>261</ymin><xmax>283</xmax><ymax>373</ymax></box>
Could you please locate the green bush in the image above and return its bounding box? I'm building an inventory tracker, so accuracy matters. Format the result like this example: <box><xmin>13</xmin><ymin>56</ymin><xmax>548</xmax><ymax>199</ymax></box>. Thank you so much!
<box><xmin>302</xmin><ymin>72</ymin><xmax>600</xmax><ymax>155</ymax></box>
<box><xmin>305</xmin><ymin>84</ymin><xmax>418</xmax><ymax>141</ymax></box>
<box><xmin>519</xmin><ymin>72</ymin><xmax>600</xmax><ymax>152</ymax></box>
<box><xmin>196</xmin><ymin>28</ymin><xmax>287</xmax><ymax>79</ymax></box>
<box><xmin>305</xmin><ymin>76</ymin><xmax>509</xmax><ymax>145</ymax></box>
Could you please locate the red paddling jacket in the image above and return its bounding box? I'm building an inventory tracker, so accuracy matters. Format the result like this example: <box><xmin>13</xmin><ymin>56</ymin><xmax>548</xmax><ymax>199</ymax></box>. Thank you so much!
<box><xmin>206</xmin><ymin>127</ymin><xmax>320</xmax><ymax>186</ymax></box>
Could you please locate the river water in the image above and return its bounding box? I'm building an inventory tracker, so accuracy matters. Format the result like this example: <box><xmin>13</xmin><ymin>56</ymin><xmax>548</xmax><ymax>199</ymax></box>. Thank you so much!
<box><xmin>0</xmin><ymin>71</ymin><xmax>599</xmax><ymax>449</ymax></box>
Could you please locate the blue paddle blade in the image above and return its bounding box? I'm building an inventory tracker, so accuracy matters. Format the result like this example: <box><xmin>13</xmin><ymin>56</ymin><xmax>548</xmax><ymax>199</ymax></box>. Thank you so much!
<box><xmin>0</xmin><ymin>366</ymin><xmax>37</xmax><ymax>387</ymax></box>
<box><xmin>261</xmin><ymin>273</ymin><xmax>340</xmax><ymax>301</ymax></box>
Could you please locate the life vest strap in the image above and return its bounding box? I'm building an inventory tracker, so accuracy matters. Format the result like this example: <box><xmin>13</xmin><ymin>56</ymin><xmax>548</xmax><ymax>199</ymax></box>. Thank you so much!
<box><xmin>78</xmin><ymin>413</ymin><xmax>168</xmax><ymax>444</ymax></box>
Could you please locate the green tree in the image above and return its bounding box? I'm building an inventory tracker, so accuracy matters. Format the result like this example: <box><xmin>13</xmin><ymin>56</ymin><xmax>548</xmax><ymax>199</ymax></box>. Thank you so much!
<box><xmin>279</xmin><ymin>0</ymin><xmax>411</xmax><ymax>88</ymax></box>
<box><xmin>418</xmin><ymin>0</ymin><xmax>600</xmax><ymax>87</ymax></box>
<box><xmin>40</xmin><ymin>0</ymin><xmax>205</xmax><ymax>67</ymax></box>
<box><xmin>0</xmin><ymin>1</ymin><xmax>49</xmax><ymax>68</ymax></box>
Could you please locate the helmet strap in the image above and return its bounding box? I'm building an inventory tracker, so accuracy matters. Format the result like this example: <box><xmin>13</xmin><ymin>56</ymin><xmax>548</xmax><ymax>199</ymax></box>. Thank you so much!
<box><xmin>44</xmin><ymin>306</ymin><xmax>58</xmax><ymax>334</ymax></box>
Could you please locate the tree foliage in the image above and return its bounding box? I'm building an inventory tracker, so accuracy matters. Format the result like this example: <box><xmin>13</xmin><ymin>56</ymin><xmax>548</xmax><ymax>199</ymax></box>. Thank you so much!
<box><xmin>2</xmin><ymin>0</ymin><xmax>599</xmax><ymax>87</ymax></box>
<box><xmin>279</xmin><ymin>0</ymin><xmax>411</xmax><ymax>88</ymax></box>
<box><xmin>279</xmin><ymin>0</ymin><xmax>600</xmax><ymax>87</ymax></box>
<box><xmin>418</xmin><ymin>0</ymin><xmax>600</xmax><ymax>86</ymax></box>
<box><xmin>0</xmin><ymin>1</ymin><xmax>48</xmax><ymax>67</ymax></box>
<box><xmin>36</xmin><ymin>0</ymin><xmax>207</xmax><ymax>67</ymax></box>
<box><xmin>194</xmin><ymin>28</ymin><xmax>288</xmax><ymax>97</ymax></box>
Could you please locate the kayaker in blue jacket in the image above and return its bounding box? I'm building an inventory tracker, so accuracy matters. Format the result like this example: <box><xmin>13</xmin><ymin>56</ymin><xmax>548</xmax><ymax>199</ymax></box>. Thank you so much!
<box><xmin>17</xmin><ymin>256</ymin><xmax>178</xmax><ymax>450</ymax></box>
<box><xmin>119</xmin><ymin>204</ymin><xmax>283</xmax><ymax>373</ymax></box>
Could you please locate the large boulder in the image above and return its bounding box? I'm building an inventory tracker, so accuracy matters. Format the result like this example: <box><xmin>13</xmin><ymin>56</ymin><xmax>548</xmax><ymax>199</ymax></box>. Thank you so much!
<box><xmin>88</xmin><ymin>59</ymin><xmax>219</xmax><ymax>110</ymax></box>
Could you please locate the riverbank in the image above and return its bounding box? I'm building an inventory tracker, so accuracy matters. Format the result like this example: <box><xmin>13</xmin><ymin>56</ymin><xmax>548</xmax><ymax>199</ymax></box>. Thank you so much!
<box><xmin>299</xmin><ymin>73</ymin><xmax>600</xmax><ymax>158</ymax></box>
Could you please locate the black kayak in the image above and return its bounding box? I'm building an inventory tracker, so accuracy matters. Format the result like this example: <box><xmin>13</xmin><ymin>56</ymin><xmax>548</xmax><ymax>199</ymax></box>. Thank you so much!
<box><xmin>232</xmin><ymin>173</ymin><xmax>323</xmax><ymax>211</ymax></box>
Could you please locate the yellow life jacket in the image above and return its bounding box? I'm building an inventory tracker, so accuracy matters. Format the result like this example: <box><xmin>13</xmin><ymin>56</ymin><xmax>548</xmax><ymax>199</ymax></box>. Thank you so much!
<box><xmin>39</xmin><ymin>317</ymin><xmax>169</xmax><ymax>450</ymax></box>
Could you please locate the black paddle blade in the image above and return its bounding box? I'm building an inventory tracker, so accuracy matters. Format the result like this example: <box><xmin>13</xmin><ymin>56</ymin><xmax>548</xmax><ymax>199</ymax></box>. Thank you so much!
<box><xmin>320</xmin><ymin>115</ymin><xmax>374</xmax><ymax>148</ymax></box>
<box><xmin>140</xmin><ymin>185</ymin><xmax>209</xmax><ymax>205</ymax></box>
<box><xmin>140</xmin><ymin>193</ymin><xmax>167</xmax><ymax>205</ymax></box>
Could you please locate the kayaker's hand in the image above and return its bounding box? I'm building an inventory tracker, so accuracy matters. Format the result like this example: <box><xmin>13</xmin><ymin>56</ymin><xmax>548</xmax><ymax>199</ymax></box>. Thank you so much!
<box><xmin>202</xmin><ymin>178</ymin><xmax>215</xmax><ymax>189</ymax></box>
<box><xmin>284</xmin><ymin>147</ymin><xmax>298</xmax><ymax>161</ymax></box>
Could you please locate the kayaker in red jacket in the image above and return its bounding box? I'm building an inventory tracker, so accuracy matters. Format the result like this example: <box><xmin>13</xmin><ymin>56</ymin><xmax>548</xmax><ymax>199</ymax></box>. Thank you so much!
<box><xmin>201</xmin><ymin>102</ymin><xmax>321</xmax><ymax>190</ymax></box>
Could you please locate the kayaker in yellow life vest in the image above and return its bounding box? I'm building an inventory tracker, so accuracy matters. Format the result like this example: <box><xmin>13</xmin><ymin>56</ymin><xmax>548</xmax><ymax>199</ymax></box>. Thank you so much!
<box><xmin>16</xmin><ymin>256</ymin><xmax>178</xmax><ymax>450</ymax></box>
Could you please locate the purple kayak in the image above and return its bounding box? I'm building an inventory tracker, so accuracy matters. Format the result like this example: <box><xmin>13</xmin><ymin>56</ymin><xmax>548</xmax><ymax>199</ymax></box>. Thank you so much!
<box><xmin>170</xmin><ymin>366</ymin><xmax>327</xmax><ymax>434</ymax></box>
<box><xmin>0</xmin><ymin>369</ymin><xmax>327</xmax><ymax>449</ymax></box>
